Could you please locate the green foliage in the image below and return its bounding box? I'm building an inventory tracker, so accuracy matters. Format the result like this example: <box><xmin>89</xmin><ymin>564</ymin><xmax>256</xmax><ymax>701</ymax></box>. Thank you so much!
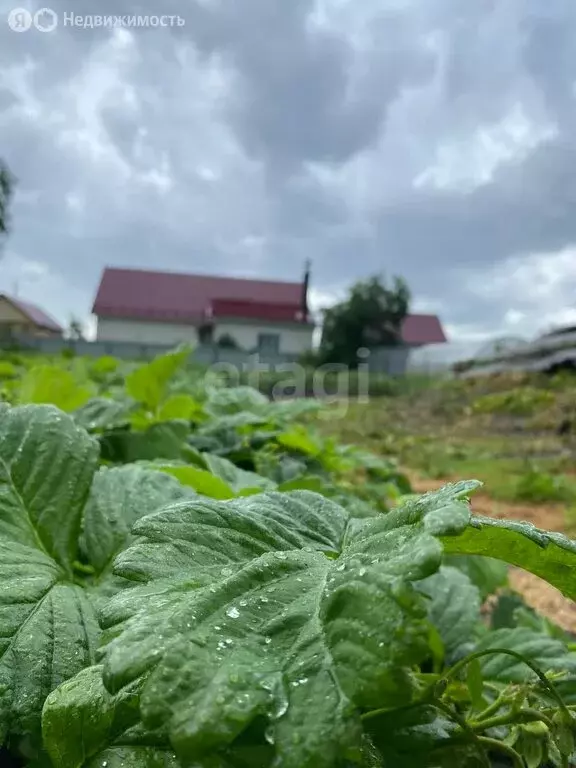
<box><xmin>125</xmin><ymin>344</ymin><xmax>192</xmax><ymax>414</ymax></box>
<box><xmin>17</xmin><ymin>365</ymin><xmax>92</xmax><ymax>411</ymax></box>
<box><xmin>444</xmin><ymin>554</ymin><xmax>509</xmax><ymax>600</ymax></box>
<box><xmin>471</xmin><ymin>387</ymin><xmax>556</xmax><ymax>417</ymax></box>
<box><xmin>514</xmin><ymin>465</ymin><xmax>576</xmax><ymax>504</ymax></box>
<box><xmin>0</xmin><ymin>361</ymin><xmax>17</xmax><ymax>379</ymax></box>
<box><xmin>319</xmin><ymin>274</ymin><xmax>410</xmax><ymax>367</ymax></box>
<box><xmin>0</xmin><ymin>158</ymin><xmax>15</xmax><ymax>237</ymax></box>
<box><xmin>418</xmin><ymin>566</ymin><xmax>482</xmax><ymax>658</ymax></box>
<box><xmin>3</xmin><ymin>346</ymin><xmax>576</xmax><ymax>768</ymax></box>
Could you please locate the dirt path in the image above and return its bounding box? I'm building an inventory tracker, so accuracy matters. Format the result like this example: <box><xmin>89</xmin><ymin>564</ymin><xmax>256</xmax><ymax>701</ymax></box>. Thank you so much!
<box><xmin>409</xmin><ymin>474</ymin><xmax>576</xmax><ymax>633</ymax></box>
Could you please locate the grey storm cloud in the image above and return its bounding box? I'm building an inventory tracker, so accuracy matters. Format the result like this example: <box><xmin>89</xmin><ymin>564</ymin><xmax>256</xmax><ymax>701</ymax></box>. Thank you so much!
<box><xmin>1</xmin><ymin>0</ymin><xmax>576</xmax><ymax>348</ymax></box>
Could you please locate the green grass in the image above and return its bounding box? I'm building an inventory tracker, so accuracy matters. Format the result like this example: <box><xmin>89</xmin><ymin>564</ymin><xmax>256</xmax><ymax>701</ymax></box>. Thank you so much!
<box><xmin>321</xmin><ymin>390</ymin><xmax>576</xmax><ymax>507</ymax></box>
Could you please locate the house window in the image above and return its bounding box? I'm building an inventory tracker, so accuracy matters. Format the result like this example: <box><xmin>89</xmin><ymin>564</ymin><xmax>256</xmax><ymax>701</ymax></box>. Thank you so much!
<box><xmin>257</xmin><ymin>333</ymin><xmax>280</xmax><ymax>354</ymax></box>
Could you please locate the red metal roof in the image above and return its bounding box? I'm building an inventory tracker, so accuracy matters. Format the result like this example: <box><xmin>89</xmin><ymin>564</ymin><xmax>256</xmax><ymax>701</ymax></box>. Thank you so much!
<box><xmin>209</xmin><ymin>298</ymin><xmax>306</xmax><ymax>323</ymax></box>
<box><xmin>92</xmin><ymin>267</ymin><xmax>308</xmax><ymax>324</ymax></box>
<box><xmin>401</xmin><ymin>314</ymin><xmax>447</xmax><ymax>345</ymax></box>
<box><xmin>2</xmin><ymin>293</ymin><xmax>63</xmax><ymax>333</ymax></box>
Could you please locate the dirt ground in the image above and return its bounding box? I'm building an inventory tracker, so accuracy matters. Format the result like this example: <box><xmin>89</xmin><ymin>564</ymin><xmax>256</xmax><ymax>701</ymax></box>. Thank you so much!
<box><xmin>409</xmin><ymin>473</ymin><xmax>576</xmax><ymax>633</ymax></box>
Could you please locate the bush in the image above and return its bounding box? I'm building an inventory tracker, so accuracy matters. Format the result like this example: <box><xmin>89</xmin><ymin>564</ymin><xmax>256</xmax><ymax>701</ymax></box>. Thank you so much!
<box><xmin>514</xmin><ymin>464</ymin><xmax>576</xmax><ymax>504</ymax></box>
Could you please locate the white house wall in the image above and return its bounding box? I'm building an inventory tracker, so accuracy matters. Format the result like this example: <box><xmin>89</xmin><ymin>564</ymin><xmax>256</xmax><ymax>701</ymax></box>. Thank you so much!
<box><xmin>96</xmin><ymin>318</ymin><xmax>199</xmax><ymax>345</ymax></box>
<box><xmin>96</xmin><ymin>317</ymin><xmax>314</xmax><ymax>354</ymax></box>
<box><xmin>214</xmin><ymin>322</ymin><xmax>313</xmax><ymax>355</ymax></box>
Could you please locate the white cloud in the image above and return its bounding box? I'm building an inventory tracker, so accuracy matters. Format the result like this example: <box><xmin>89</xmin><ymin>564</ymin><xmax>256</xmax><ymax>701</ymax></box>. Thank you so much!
<box><xmin>466</xmin><ymin>246</ymin><xmax>576</xmax><ymax>337</ymax></box>
<box><xmin>1</xmin><ymin>0</ymin><xmax>576</xmax><ymax>347</ymax></box>
<box><xmin>414</xmin><ymin>103</ymin><xmax>557</xmax><ymax>192</ymax></box>
<box><xmin>65</xmin><ymin>191</ymin><xmax>85</xmax><ymax>213</ymax></box>
<box><xmin>0</xmin><ymin>251</ymin><xmax>91</xmax><ymax>330</ymax></box>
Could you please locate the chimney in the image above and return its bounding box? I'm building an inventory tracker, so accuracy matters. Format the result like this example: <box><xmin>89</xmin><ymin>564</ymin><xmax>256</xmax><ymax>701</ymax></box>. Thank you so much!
<box><xmin>301</xmin><ymin>259</ymin><xmax>311</xmax><ymax>322</ymax></box>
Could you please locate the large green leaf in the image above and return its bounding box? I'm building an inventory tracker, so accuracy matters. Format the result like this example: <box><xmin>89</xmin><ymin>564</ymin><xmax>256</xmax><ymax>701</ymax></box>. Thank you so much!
<box><xmin>202</xmin><ymin>454</ymin><xmax>276</xmax><ymax>493</ymax></box>
<box><xmin>0</xmin><ymin>539</ymin><xmax>101</xmax><ymax>743</ymax></box>
<box><xmin>473</xmin><ymin>627</ymin><xmax>576</xmax><ymax>683</ymax></box>
<box><xmin>261</xmin><ymin>399</ymin><xmax>324</xmax><ymax>420</ymax></box>
<box><xmin>442</xmin><ymin>515</ymin><xmax>576</xmax><ymax>601</ymax></box>
<box><xmin>74</xmin><ymin>397</ymin><xmax>135</xmax><ymax>431</ymax></box>
<box><xmin>276</xmin><ymin>428</ymin><xmax>321</xmax><ymax>457</ymax></box>
<box><xmin>43</xmin><ymin>665</ymin><xmax>179</xmax><ymax>768</ymax></box>
<box><xmin>419</xmin><ymin>566</ymin><xmax>482</xmax><ymax>657</ymax></box>
<box><xmin>152</xmin><ymin>465</ymin><xmax>236</xmax><ymax>500</ymax></box>
<box><xmin>0</xmin><ymin>404</ymin><xmax>99</xmax><ymax>570</ymax></box>
<box><xmin>99</xmin><ymin>422</ymin><xmax>193</xmax><ymax>464</ymax></box>
<box><xmin>152</xmin><ymin>454</ymin><xmax>275</xmax><ymax>500</ymax></box>
<box><xmin>44</xmin><ymin>668</ymin><xmax>271</xmax><ymax>768</ymax></box>
<box><xmin>364</xmin><ymin>705</ymin><xmax>460</xmax><ymax>768</ymax></box>
<box><xmin>204</xmin><ymin>387</ymin><xmax>269</xmax><ymax>417</ymax></box>
<box><xmin>81</xmin><ymin>465</ymin><xmax>196</xmax><ymax>579</ymax></box>
<box><xmin>443</xmin><ymin>554</ymin><xmax>509</xmax><ymax>600</ymax></box>
<box><xmin>0</xmin><ymin>405</ymin><xmax>101</xmax><ymax>742</ymax></box>
<box><xmin>0</xmin><ymin>405</ymin><xmax>192</xmax><ymax>745</ymax></box>
<box><xmin>201</xmin><ymin>412</ymin><xmax>271</xmax><ymax>431</ymax></box>
<box><xmin>156</xmin><ymin>393</ymin><xmax>204</xmax><ymax>422</ymax></box>
<box><xmin>126</xmin><ymin>345</ymin><xmax>191</xmax><ymax>412</ymax></box>
<box><xmin>17</xmin><ymin>366</ymin><xmax>92</xmax><ymax>411</ymax></box>
<box><xmin>97</xmin><ymin>483</ymin><xmax>477</xmax><ymax>767</ymax></box>
<box><xmin>84</xmin><ymin>747</ymin><xmax>180</xmax><ymax>768</ymax></box>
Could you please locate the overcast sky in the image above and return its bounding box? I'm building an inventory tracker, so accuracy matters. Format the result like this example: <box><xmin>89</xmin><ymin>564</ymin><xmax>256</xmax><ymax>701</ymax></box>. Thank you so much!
<box><xmin>1</xmin><ymin>0</ymin><xmax>576</xmax><ymax>357</ymax></box>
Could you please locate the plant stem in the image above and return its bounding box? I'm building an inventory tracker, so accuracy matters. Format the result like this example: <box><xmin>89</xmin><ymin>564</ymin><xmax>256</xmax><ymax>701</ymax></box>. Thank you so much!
<box><xmin>361</xmin><ymin>699</ymin><xmax>423</xmax><ymax>722</ymax></box>
<box><xmin>470</xmin><ymin>708</ymin><xmax>555</xmax><ymax>733</ymax></box>
<box><xmin>477</xmin><ymin>736</ymin><xmax>524</xmax><ymax>768</ymax></box>
<box><xmin>432</xmin><ymin>699</ymin><xmax>490</xmax><ymax>768</ymax></box>
<box><xmin>443</xmin><ymin>648</ymin><xmax>571</xmax><ymax>719</ymax></box>
<box><xmin>474</xmin><ymin>692</ymin><xmax>509</xmax><ymax>722</ymax></box>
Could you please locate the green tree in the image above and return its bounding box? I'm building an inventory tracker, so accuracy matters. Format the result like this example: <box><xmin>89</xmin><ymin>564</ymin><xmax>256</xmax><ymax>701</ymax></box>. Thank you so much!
<box><xmin>216</xmin><ymin>333</ymin><xmax>239</xmax><ymax>349</ymax></box>
<box><xmin>319</xmin><ymin>274</ymin><xmax>410</xmax><ymax>366</ymax></box>
<box><xmin>0</xmin><ymin>159</ymin><xmax>15</xmax><ymax>239</ymax></box>
<box><xmin>68</xmin><ymin>315</ymin><xmax>85</xmax><ymax>341</ymax></box>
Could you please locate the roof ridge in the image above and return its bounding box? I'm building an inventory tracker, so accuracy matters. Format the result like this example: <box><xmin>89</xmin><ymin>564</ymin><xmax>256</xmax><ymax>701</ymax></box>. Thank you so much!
<box><xmin>102</xmin><ymin>266</ymin><xmax>304</xmax><ymax>287</ymax></box>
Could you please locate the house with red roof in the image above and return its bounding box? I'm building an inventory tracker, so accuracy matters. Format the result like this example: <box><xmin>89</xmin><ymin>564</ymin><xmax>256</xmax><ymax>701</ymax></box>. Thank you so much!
<box><xmin>92</xmin><ymin>267</ymin><xmax>316</xmax><ymax>355</ymax></box>
<box><xmin>0</xmin><ymin>293</ymin><xmax>63</xmax><ymax>340</ymax></box>
<box><xmin>92</xmin><ymin>267</ymin><xmax>447</xmax><ymax>356</ymax></box>
<box><xmin>400</xmin><ymin>314</ymin><xmax>447</xmax><ymax>347</ymax></box>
